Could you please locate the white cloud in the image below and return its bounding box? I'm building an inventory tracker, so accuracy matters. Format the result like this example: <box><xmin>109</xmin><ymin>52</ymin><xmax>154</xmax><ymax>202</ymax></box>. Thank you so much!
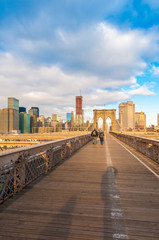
<box><xmin>152</xmin><ymin>66</ymin><xmax>159</xmax><ymax>75</ymax></box>
<box><xmin>0</xmin><ymin>51</ymin><xmax>135</xmax><ymax>100</ymax></box>
<box><xmin>2</xmin><ymin>22</ymin><xmax>158</xmax><ymax>84</ymax></box>
<box><xmin>0</xmin><ymin>51</ymin><xmax>156</xmax><ymax>120</ymax></box>
<box><xmin>128</xmin><ymin>85</ymin><xmax>155</xmax><ymax>96</ymax></box>
<box><xmin>0</xmin><ymin>20</ymin><xmax>158</xmax><ymax>120</ymax></box>
<box><xmin>130</xmin><ymin>83</ymin><xmax>140</xmax><ymax>88</ymax></box>
<box><xmin>85</xmin><ymin>89</ymin><xmax>129</xmax><ymax>106</ymax></box>
<box><xmin>36</xmin><ymin>23</ymin><xmax>152</xmax><ymax>79</ymax></box>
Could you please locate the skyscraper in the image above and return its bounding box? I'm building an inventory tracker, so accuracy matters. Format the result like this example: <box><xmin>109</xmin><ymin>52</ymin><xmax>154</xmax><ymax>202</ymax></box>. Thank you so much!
<box><xmin>66</xmin><ymin>113</ymin><xmax>71</xmax><ymax>121</ymax></box>
<box><xmin>28</xmin><ymin>107</ymin><xmax>39</xmax><ymax>117</ymax></box>
<box><xmin>135</xmin><ymin>112</ymin><xmax>146</xmax><ymax>130</ymax></box>
<box><xmin>71</xmin><ymin>111</ymin><xmax>74</xmax><ymax>127</ymax></box>
<box><xmin>157</xmin><ymin>113</ymin><xmax>159</xmax><ymax>126</ymax></box>
<box><xmin>0</xmin><ymin>108</ymin><xmax>9</xmax><ymax>132</ymax></box>
<box><xmin>8</xmin><ymin>97</ymin><xmax>19</xmax><ymax>111</ymax></box>
<box><xmin>52</xmin><ymin>114</ymin><xmax>57</xmax><ymax>121</ymax></box>
<box><xmin>57</xmin><ymin>116</ymin><xmax>63</xmax><ymax>123</ymax></box>
<box><xmin>0</xmin><ymin>108</ymin><xmax>19</xmax><ymax>133</ymax></box>
<box><xmin>19</xmin><ymin>107</ymin><xmax>26</xmax><ymax>113</ymax></box>
<box><xmin>30</xmin><ymin>115</ymin><xmax>38</xmax><ymax>133</ymax></box>
<box><xmin>37</xmin><ymin>115</ymin><xmax>45</xmax><ymax>127</ymax></box>
<box><xmin>19</xmin><ymin>113</ymin><xmax>30</xmax><ymax>133</ymax></box>
<box><xmin>0</xmin><ymin>97</ymin><xmax>20</xmax><ymax>133</ymax></box>
<box><xmin>119</xmin><ymin>101</ymin><xmax>135</xmax><ymax>131</ymax></box>
<box><xmin>76</xmin><ymin>96</ymin><xmax>82</xmax><ymax>115</ymax></box>
<box><xmin>8</xmin><ymin>97</ymin><xmax>19</xmax><ymax>132</ymax></box>
<box><xmin>76</xmin><ymin>96</ymin><xmax>83</xmax><ymax>126</ymax></box>
<box><xmin>28</xmin><ymin>107</ymin><xmax>39</xmax><ymax>133</ymax></box>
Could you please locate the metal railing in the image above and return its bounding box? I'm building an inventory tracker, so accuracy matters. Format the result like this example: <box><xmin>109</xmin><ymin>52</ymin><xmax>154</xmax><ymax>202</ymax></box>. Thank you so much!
<box><xmin>0</xmin><ymin>134</ymin><xmax>91</xmax><ymax>204</ymax></box>
<box><xmin>110</xmin><ymin>132</ymin><xmax>159</xmax><ymax>164</ymax></box>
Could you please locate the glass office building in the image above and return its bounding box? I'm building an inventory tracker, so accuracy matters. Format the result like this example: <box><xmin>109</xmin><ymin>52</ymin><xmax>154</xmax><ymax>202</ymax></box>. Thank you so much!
<box><xmin>66</xmin><ymin>113</ymin><xmax>71</xmax><ymax>121</ymax></box>
<box><xmin>8</xmin><ymin>97</ymin><xmax>19</xmax><ymax>111</ymax></box>
<box><xmin>19</xmin><ymin>113</ymin><xmax>30</xmax><ymax>133</ymax></box>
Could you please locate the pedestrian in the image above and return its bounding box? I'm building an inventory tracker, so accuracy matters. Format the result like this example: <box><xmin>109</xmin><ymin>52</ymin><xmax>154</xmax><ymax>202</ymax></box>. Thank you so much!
<box><xmin>99</xmin><ymin>131</ymin><xmax>104</xmax><ymax>145</ymax></box>
<box><xmin>91</xmin><ymin>129</ymin><xmax>98</xmax><ymax>144</ymax></box>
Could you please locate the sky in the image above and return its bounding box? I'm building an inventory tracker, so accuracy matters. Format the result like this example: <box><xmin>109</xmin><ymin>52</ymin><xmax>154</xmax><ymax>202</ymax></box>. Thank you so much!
<box><xmin>0</xmin><ymin>0</ymin><xmax>159</xmax><ymax>125</ymax></box>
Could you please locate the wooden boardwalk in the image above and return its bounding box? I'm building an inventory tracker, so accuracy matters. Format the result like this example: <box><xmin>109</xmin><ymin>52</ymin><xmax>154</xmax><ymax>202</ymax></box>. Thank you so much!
<box><xmin>0</xmin><ymin>134</ymin><xmax>159</xmax><ymax>240</ymax></box>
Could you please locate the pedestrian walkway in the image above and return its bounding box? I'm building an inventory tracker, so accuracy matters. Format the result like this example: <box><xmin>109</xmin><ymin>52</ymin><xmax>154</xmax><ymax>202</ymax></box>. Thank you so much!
<box><xmin>0</xmin><ymin>134</ymin><xmax>159</xmax><ymax>239</ymax></box>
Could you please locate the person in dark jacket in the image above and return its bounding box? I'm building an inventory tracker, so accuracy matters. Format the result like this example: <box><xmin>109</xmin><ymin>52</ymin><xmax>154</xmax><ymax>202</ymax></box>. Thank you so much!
<box><xmin>91</xmin><ymin>129</ymin><xmax>98</xmax><ymax>144</ymax></box>
<box><xmin>99</xmin><ymin>131</ymin><xmax>104</xmax><ymax>145</ymax></box>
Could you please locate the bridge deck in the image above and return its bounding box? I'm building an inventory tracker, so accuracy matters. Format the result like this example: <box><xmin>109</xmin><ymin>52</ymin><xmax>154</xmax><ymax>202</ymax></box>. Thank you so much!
<box><xmin>0</xmin><ymin>134</ymin><xmax>159</xmax><ymax>239</ymax></box>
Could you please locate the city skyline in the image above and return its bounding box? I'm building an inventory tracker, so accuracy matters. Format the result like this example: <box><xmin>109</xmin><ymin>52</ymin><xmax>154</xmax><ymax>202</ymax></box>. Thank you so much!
<box><xmin>0</xmin><ymin>95</ymin><xmax>158</xmax><ymax>127</ymax></box>
<box><xmin>0</xmin><ymin>1</ymin><xmax>159</xmax><ymax>126</ymax></box>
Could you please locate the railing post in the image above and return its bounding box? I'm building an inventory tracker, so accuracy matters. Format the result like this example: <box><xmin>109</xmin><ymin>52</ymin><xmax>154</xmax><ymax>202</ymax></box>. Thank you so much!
<box><xmin>14</xmin><ymin>155</ymin><xmax>26</xmax><ymax>193</ymax></box>
<box><xmin>153</xmin><ymin>144</ymin><xmax>159</xmax><ymax>163</ymax></box>
<box><xmin>45</xmin><ymin>147</ymin><xmax>54</xmax><ymax>172</ymax></box>
<box><xmin>61</xmin><ymin>143</ymin><xmax>70</xmax><ymax>160</ymax></box>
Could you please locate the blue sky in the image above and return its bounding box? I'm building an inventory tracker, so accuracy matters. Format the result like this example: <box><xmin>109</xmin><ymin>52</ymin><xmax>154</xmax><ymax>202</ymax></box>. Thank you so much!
<box><xmin>0</xmin><ymin>0</ymin><xmax>159</xmax><ymax>125</ymax></box>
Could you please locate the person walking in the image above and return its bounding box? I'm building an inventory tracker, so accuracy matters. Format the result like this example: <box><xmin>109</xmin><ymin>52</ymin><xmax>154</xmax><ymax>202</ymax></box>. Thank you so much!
<box><xmin>99</xmin><ymin>130</ymin><xmax>104</xmax><ymax>145</ymax></box>
<box><xmin>91</xmin><ymin>129</ymin><xmax>98</xmax><ymax>144</ymax></box>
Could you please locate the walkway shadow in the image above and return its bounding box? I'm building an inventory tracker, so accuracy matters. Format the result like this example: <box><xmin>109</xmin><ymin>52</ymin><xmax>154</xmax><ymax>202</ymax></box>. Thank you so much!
<box><xmin>101</xmin><ymin>167</ymin><xmax>128</xmax><ymax>240</ymax></box>
<box><xmin>38</xmin><ymin>195</ymin><xmax>77</xmax><ymax>240</ymax></box>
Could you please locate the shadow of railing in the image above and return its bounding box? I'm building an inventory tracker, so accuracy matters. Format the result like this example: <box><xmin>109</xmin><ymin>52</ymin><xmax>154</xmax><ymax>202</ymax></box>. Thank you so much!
<box><xmin>38</xmin><ymin>195</ymin><xmax>77</xmax><ymax>240</ymax></box>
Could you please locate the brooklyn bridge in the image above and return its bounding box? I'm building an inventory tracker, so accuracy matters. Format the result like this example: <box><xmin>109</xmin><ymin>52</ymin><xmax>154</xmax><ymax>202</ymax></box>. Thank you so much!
<box><xmin>0</xmin><ymin>132</ymin><xmax>159</xmax><ymax>240</ymax></box>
